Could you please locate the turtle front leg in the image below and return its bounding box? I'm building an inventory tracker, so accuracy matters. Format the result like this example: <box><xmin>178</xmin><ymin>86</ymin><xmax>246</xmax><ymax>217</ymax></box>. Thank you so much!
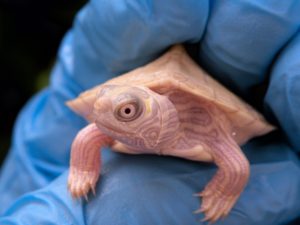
<box><xmin>68</xmin><ymin>123</ymin><xmax>113</xmax><ymax>199</ymax></box>
<box><xmin>195</xmin><ymin>136</ymin><xmax>250</xmax><ymax>222</ymax></box>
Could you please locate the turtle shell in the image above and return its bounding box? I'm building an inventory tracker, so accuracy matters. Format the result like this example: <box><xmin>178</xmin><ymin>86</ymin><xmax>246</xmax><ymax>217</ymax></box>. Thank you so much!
<box><xmin>67</xmin><ymin>45</ymin><xmax>275</xmax><ymax>145</ymax></box>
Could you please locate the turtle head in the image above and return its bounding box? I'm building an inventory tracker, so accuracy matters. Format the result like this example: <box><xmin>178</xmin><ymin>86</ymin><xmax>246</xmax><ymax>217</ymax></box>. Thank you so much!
<box><xmin>93</xmin><ymin>85</ymin><xmax>179</xmax><ymax>151</ymax></box>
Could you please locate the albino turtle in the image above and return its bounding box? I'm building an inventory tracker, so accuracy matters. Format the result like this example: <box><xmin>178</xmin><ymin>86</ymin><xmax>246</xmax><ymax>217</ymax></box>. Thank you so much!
<box><xmin>67</xmin><ymin>45</ymin><xmax>275</xmax><ymax>222</ymax></box>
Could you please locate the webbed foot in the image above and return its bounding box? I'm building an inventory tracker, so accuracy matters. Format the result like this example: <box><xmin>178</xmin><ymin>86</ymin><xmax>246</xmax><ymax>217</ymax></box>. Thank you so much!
<box><xmin>194</xmin><ymin>183</ymin><xmax>240</xmax><ymax>223</ymax></box>
<box><xmin>68</xmin><ymin>168</ymin><xmax>99</xmax><ymax>199</ymax></box>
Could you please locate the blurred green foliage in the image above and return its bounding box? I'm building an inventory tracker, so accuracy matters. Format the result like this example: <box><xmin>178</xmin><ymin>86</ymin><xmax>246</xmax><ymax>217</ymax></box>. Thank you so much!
<box><xmin>35</xmin><ymin>66</ymin><xmax>52</xmax><ymax>91</ymax></box>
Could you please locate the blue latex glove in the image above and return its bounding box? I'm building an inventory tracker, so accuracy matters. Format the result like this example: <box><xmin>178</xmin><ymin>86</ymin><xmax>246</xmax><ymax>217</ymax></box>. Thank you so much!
<box><xmin>1</xmin><ymin>1</ymin><xmax>300</xmax><ymax>224</ymax></box>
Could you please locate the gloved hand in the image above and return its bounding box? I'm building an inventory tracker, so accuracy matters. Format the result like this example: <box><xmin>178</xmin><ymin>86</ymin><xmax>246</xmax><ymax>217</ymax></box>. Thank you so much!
<box><xmin>1</xmin><ymin>1</ymin><xmax>300</xmax><ymax>224</ymax></box>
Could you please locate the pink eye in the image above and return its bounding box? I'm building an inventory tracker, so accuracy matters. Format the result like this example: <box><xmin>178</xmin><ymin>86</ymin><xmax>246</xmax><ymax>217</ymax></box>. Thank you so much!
<box><xmin>120</xmin><ymin>104</ymin><xmax>136</xmax><ymax>118</ymax></box>
<box><xmin>115</xmin><ymin>101</ymin><xmax>142</xmax><ymax>122</ymax></box>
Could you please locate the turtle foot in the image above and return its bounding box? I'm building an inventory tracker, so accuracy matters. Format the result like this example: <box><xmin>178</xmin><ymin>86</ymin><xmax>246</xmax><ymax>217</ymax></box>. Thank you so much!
<box><xmin>68</xmin><ymin>167</ymin><xmax>99</xmax><ymax>199</ymax></box>
<box><xmin>194</xmin><ymin>187</ymin><xmax>239</xmax><ymax>223</ymax></box>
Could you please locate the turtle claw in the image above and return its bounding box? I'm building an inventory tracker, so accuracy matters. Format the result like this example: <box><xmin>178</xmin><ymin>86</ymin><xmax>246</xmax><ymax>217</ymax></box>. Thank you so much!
<box><xmin>84</xmin><ymin>194</ymin><xmax>89</xmax><ymax>201</ymax></box>
<box><xmin>194</xmin><ymin>189</ymin><xmax>238</xmax><ymax>224</ymax></box>
<box><xmin>91</xmin><ymin>186</ymin><xmax>96</xmax><ymax>196</ymax></box>
<box><xmin>68</xmin><ymin>167</ymin><xmax>99</xmax><ymax>199</ymax></box>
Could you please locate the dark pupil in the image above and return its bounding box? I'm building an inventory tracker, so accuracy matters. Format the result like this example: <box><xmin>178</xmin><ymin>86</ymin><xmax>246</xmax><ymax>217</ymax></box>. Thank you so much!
<box><xmin>124</xmin><ymin>108</ymin><xmax>131</xmax><ymax>114</ymax></box>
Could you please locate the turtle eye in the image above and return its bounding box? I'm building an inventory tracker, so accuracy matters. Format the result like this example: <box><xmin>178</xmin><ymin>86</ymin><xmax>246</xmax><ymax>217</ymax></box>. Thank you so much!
<box><xmin>114</xmin><ymin>100</ymin><xmax>142</xmax><ymax>122</ymax></box>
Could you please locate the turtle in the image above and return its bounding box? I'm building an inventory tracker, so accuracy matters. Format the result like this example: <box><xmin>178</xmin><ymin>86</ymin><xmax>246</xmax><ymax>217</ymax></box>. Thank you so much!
<box><xmin>67</xmin><ymin>45</ymin><xmax>275</xmax><ymax>222</ymax></box>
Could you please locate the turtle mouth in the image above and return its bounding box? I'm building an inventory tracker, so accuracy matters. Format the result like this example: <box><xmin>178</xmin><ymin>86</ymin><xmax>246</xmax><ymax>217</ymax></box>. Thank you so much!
<box><xmin>96</xmin><ymin>119</ymin><xmax>135</xmax><ymax>136</ymax></box>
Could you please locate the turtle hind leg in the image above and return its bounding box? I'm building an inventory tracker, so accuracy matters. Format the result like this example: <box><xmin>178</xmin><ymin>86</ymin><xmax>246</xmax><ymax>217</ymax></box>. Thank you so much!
<box><xmin>195</xmin><ymin>135</ymin><xmax>250</xmax><ymax>223</ymax></box>
<box><xmin>68</xmin><ymin>123</ymin><xmax>113</xmax><ymax>199</ymax></box>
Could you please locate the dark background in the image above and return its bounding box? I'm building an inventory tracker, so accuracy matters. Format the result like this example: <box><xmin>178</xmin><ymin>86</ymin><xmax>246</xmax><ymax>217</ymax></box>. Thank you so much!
<box><xmin>0</xmin><ymin>0</ymin><xmax>86</xmax><ymax>165</ymax></box>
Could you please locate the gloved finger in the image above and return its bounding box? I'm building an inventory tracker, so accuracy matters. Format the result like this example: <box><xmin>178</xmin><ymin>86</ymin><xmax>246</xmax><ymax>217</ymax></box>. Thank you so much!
<box><xmin>0</xmin><ymin>33</ymin><xmax>86</xmax><ymax>215</ymax></box>
<box><xmin>265</xmin><ymin>31</ymin><xmax>300</xmax><ymax>152</ymax></box>
<box><xmin>1</xmin><ymin>134</ymin><xmax>300</xmax><ymax>225</ymax></box>
<box><xmin>72</xmin><ymin>0</ymin><xmax>209</xmax><ymax>90</ymax></box>
<box><xmin>0</xmin><ymin>171</ymin><xmax>84</xmax><ymax>225</ymax></box>
<box><xmin>197</xmin><ymin>0</ymin><xmax>300</xmax><ymax>98</ymax></box>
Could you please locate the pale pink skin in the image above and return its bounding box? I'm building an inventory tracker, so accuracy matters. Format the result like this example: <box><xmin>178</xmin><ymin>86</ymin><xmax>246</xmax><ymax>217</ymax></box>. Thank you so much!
<box><xmin>68</xmin><ymin>85</ymin><xmax>251</xmax><ymax>223</ymax></box>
